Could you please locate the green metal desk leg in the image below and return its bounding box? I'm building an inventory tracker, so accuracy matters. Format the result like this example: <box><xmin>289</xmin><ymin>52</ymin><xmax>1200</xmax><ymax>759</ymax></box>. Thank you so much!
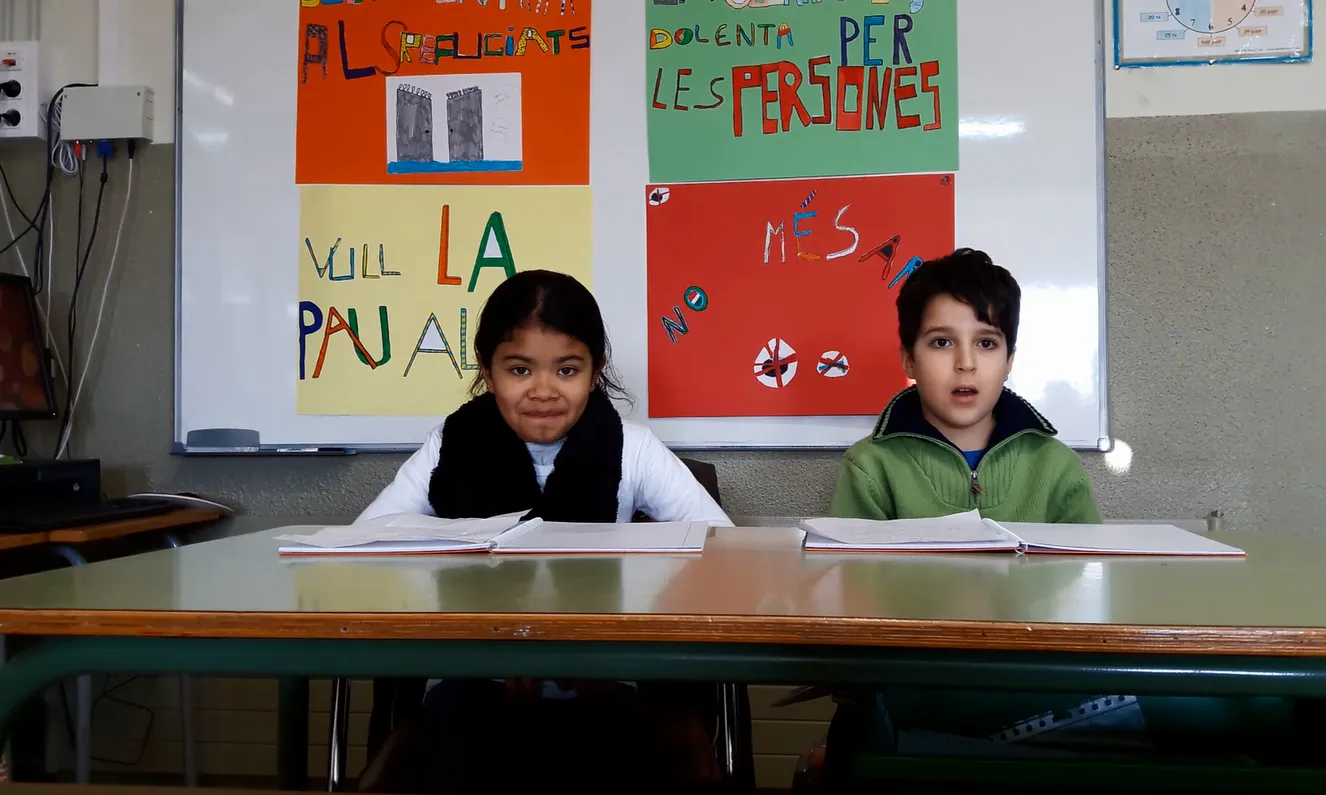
<box><xmin>278</xmin><ymin>677</ymin><xmax>310</xmax><ymax>791</ymax></box>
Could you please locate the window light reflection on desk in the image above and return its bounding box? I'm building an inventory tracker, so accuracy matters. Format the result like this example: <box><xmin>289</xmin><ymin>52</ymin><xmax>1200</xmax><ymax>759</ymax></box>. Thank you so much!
<box><xmin>1045</xmin><ymin>561</ymin><xmax>1108</xmax><ymax>624</ymax></box>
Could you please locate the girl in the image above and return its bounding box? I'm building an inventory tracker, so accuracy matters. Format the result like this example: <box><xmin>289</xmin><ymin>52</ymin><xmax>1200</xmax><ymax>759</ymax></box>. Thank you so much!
<box><xmin>357</xmin><ymin>269</ymin><xmax>729</xmax><ymax>527</ymax></box>
<box><xmin>359</xmin><ymin>270</ymin><xmax>732</xmax><ymax>794</ymax></box>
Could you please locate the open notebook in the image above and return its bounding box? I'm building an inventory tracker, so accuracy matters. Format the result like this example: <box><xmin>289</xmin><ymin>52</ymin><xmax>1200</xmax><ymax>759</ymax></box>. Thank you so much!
<box><xmin>491</xmin><ymin>519</ymin><xmax>712</xmax><ymax>554</ymax></box>
<box><xmin>276</xmin><ymin>514</ymin><xmax>711</xmax><ymax>556</ymax></box>
<box><xmin>276</xmin><ymin>513</ymin><xmax>526</xmax><ymax>555</ymax></box>
<box><xmin>799</xmin><ymin>510</ymin><xmax>1245</xmax><ymax>556</ymax></box>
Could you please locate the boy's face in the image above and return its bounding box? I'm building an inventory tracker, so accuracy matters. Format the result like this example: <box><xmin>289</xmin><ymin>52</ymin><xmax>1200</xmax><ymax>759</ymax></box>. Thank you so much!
<box><xmin>901</xmin><ymin>293</ymin><xmax>1014</xmax><ymax>452</ymax></box>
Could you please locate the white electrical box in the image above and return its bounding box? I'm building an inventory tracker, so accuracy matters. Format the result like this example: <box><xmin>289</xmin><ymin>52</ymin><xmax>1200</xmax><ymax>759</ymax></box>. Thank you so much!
<box><xmin>0</xmin><ymin>41</ymin><xmax>43</xmax><ymax>141</ymax></box>
<box><xmin>59</xmin><ymin>85</ymin><xmax>155</xmax><ymax>143</ymax></box>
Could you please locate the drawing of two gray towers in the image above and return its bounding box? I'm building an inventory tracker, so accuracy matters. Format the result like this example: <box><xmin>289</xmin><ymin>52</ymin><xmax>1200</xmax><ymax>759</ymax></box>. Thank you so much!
<box><xmin>396</xmin><ymin>82</ymin><xmax>483</xmax><ymax>164</ymax></box>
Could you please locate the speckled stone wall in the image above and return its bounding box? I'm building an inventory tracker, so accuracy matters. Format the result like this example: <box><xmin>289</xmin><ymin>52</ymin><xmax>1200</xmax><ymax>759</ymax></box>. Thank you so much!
<box><xmin>4</xmin><ymin>112</ymin><xmax>1324</xmax><ymax>530</ymax></box>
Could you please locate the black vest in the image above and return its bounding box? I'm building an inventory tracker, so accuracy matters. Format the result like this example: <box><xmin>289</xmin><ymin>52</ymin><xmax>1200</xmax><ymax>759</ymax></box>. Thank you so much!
<box><xmin>427</xmin><ymin>390</ymin><xmax>624</xmax><ymax>522</ymax></box>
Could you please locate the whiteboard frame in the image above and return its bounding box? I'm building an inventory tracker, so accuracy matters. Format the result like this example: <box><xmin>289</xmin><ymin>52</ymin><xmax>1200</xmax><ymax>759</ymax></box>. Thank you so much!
<box><xmin>172</xmin><ymin>0</ymin><xmax>1112</xmax><ymax>454</ymax></box>
<box><xmin>173</xmin><ymin>0</ymin><xmax>184</xmax><ymax>451</ymax></box>
<box><xmin>1094</xmin><ymin>0</ymin><xmax>1114</xmax><ymax>454</ymax></box>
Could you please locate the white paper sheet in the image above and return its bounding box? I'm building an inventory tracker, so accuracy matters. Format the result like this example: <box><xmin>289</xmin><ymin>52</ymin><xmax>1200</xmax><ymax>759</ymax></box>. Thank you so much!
<box><xmin>492</xmin><ymin>520</ymin><xmax>712</xmax><ymax>554</ymax></box>
<box><xmin>800</xmin><ymin>511</ymin><xmax>1019</xmax><ymax>552</ymax></box>
<box><xmin>996</xmin><ymin>522</ymin><xmax>1246</xmax><ymax>556</ymax></box>
<box><xmin>276</xmin><ymin>512</ymin><xmax>526</xmax><ymax>554</ymax></box>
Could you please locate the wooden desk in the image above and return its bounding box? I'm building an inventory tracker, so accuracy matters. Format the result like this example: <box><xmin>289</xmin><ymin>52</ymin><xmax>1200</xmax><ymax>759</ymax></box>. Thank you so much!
<box><xmin>0</xmin><ymin>508</ymin><xmax>222</xmax><ymax>556</ymax></box>
<box><xmin>0</xmin><ymin>525</ymin><xmax>1322</xmax><ymax>654</ymax></box>
<box><xmin>2</xmin><ymin>787</ymin><xmax>407</xmax><ymax>795</ymax></box>
<box><xmin>0</xmin><ymin>526</ymin><xmax>1324</xmax><ymax>787</ymax></box>
<box><xmin>47</xmin><ymin>507</ymin><xmax>223</xmax><ymax>545</ymax></box>
<box><xmin>22</xmin><ymin>506</ymin><xmax>223</xmax><ymax>788</ymax></box>
<box><xmin>0</xmin><ymin>531</ymin><xmax>47</xmax><ymax>553</ymax></box>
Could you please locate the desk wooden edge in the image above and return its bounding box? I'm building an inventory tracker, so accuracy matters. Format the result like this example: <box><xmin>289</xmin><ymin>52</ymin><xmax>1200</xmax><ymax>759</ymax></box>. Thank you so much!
<box><xmin>0</xmin><ymin>531</ymin><xmax>49</xmax><ymax>552</ymax></box>
<box><xmin>0</xmin><ymin>610</ymin><xmax>1322</xmax><ymax>657</ymax></box>
<box><xmin>46</xmin><ymin>507</ymin><xmax>224</xmax><ymax>544</ymax></box>
<box><xmin>3</xmin><ymin>787</ymin><xmax>354</xmax><ymax>795</ymax></box>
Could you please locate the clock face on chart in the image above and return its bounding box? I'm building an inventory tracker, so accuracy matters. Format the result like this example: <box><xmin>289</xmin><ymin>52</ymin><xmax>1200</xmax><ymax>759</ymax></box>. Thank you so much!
<box><xmin>1166</xmin><ymin>1</ymin><xmax>1256</xmax><ymax>33</ymax></box>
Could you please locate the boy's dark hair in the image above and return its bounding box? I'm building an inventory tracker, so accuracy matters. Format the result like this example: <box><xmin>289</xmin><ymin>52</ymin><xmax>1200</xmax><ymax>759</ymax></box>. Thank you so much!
<box><xmin>896</xmin><ymin>248</ymin><xmax>1021</xmax><ymax>354</ymax></box>
<box><xmin>469</xmin><ymin>269</ymin><xmax>630</xmax><ymax>402</ymax></box>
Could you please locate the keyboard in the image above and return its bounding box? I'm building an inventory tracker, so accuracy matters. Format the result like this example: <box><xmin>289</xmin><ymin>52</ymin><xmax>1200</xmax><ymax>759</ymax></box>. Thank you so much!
<box><xmin>0</xmin><ymin>496</ymin><xmax>176</xmax><ymax>533</ymax></box>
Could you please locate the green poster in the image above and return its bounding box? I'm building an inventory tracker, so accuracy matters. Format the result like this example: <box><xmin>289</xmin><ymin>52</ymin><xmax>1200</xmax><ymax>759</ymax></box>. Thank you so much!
<box><xmin>645</xmin><ymin>0</ymin><xmax>958</xmax><ymax>184</ymax></box>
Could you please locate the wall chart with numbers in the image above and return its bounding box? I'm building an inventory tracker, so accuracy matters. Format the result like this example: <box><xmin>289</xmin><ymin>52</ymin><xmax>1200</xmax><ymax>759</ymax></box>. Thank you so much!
<box><xmin>176</xmin><ymin>0</ymin><xmax>1111</xmax><ymax>451</ymax></box>
<box><xmin>1114</xmin><ymin>0</ymin><xmax>1313</xmax><ymax>66</ymax></box>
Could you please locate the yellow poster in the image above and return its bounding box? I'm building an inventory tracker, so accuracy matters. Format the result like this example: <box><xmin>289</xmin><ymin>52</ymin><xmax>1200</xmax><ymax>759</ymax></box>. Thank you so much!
<box><xmin>297</xmin><ymin>184</ymin><xmax>593</xmax><ymax>416</ymax></box>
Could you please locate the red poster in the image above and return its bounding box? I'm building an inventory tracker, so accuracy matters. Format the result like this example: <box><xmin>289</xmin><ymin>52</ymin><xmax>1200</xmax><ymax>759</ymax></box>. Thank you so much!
<box><xmin>646</xmin><ymin>174</ymin><xmax>955</xmax><ymax>418</ymax></box>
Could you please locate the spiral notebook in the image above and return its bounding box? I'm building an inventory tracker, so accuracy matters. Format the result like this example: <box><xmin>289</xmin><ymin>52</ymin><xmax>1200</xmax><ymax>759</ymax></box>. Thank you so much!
<box><xmin>799</xmin><ymin>511</ymin><xmax>1244</xmax><ymax>557</ymax></box>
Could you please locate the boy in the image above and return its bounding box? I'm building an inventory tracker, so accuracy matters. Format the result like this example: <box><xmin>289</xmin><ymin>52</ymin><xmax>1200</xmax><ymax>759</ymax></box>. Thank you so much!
<box><xmin>824</xmin><ymin>249</ymin><xmax>1290</xmax><ymax>784</ymax></box>
<box><xmin>831</xmin><ymin>247</ymin><xmax>1099</xmax><ymax>524</ymax></box>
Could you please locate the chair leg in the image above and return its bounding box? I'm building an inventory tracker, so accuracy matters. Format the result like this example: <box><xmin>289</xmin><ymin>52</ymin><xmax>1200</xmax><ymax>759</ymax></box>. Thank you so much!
<box><xmin>52</xmin><ymin>551</ymin><xmax>93</xmax><ymax>784</ymax></box>
<box><xmin>74</xmin><ymin>675</ymin><xmax>91</xmax><ymax>784</ymax></box>
<box><xmin>716</xmin><ymin>682</ymin><xmax>756</xmax><ymax>793</ymax></box>
<box><xmin>717</xmin><ymin>682</ymin><xmax>736</xmax><ymax>780</ymax></box>
<box><xmin>716</xmin><ymin>678</ymin><xmax>758</xmax><ymax>789</ymax></box>
<box><xmin>158</xmin><ymin>535</ymin><xmax>198</xmax><ymax>787</ymax></box>
<box><xmin>180</xmin><ymin>676</ymin><xmax>197</xmax><ymax>787</ymax></box>
<box><xmin>327</xmin><ymin>678</ymin><xmax>351</xmax><ymax>792</ymax></box>
<box><xmin>278</xmin><ymin>678</ymin><xmax>311</xmax><ymax>791</ymax></box>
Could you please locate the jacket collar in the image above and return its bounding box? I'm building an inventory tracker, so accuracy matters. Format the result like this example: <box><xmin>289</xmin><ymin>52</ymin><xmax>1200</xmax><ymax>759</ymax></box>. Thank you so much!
<box><xmin>871</xmin><ymin>385</ymin><xmax>1056</xmax><ymax>451</ymax></box>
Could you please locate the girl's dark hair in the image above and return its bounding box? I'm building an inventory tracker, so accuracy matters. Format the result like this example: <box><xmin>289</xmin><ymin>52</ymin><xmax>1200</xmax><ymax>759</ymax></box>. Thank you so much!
<box><xmin>469</xmin><ymin>270</ymin><xmax>631</xmax><ymax>402</ymax></box>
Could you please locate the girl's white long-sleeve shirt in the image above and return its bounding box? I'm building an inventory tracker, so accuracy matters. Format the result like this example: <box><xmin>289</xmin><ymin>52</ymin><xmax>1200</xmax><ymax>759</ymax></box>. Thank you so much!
<box><xmin>357</xmin><ymin>420</ymin><xmax>733</xmax><ymax>526</ymax></box>
<box><xmin>359</xmin><ymin>420</ymin><xmax>731</xmax><ymax>701</ymax></box>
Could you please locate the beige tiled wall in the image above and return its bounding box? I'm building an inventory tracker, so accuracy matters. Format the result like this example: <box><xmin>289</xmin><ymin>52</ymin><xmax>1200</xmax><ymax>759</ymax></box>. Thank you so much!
<box><xmin>65</xmin><ymin>679</ymin><xmax>832</xmax><ymax>790</ymax></box>
<box><xmin>746</xmin><ymin>685</ymin><xmax>834</xmax><ymax>787</ymax></box>
<box><xmin>70</xmin><ymin>677</ymin><xmax>370</xmax><ymax>780</ymax></box>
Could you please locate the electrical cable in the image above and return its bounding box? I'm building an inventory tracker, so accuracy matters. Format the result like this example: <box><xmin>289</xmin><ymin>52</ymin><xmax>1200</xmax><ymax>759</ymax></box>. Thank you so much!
<box><xmin>0</xmin><ymin>170</ymin><xmax>66</xmax><ymax>385</ymax></box>
<box><xmin>57</xmin><ymin>677</ymin><xmax>156</xmax><ymax>767</ymax></box>
<box><xmin>53</xmin><ymin>159</ymin><xmax>108</xmax><ymax>458</ymax></box>
<box><xmin>46</xmin><ymin>91</ymin><xmax>80</xmax><ymax>177</ymax></box>
<box><xmin>0</xmin><ymin>84</ymin><xmax>96</xmax><ymax>393</ymax></box>
<box><xmin>30</xmin><ymin>84</ymin><xmax>95</xmax><ymax>294</ymax></box>
<box><xmin>57</xmin><ymin>150</ymin><xmax>133</xmax><ymax>459</ymax></box>
<box><xmin>0</xmin><ymin>421</ymin><xmax>26</xmax><ymax>457</ymax></box>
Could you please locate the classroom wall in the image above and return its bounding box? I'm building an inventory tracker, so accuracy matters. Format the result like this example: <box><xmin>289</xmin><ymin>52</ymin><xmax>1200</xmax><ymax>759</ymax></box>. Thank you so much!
<box><xmin>49</xmin><ymin>0</ymin><xmax>1326</xmax><ymax>135</ymax></box>
<box><xmin>1105</xmin><ymin>13</ymin><xmax>1326</xmax><ymax>117</ymax></box>
<box><xmin>11</xmin><ymin>0</ymin><xmax>1319</xmax><ymax>525</ymax></box>
<box><xmin>17</xmin><ymin>117</ymin><xmax>1326</xmax><ymax>528</ymax></box>
<box><xmin>4</xmin><ymin>0</ymin><xmax>1326</xmax><ymax>789</ymax></box>
<box><xmin>12</xmin><ymin>110</ymin><xmax>1322</xmax><ymax>788</ymax></box>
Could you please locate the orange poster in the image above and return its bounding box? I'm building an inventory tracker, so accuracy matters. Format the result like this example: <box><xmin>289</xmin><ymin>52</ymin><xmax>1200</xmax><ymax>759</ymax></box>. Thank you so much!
<box><xmin>297</xmin><ymin>0</ymin><xmax>591</xmax><ymax>186</ymax></box>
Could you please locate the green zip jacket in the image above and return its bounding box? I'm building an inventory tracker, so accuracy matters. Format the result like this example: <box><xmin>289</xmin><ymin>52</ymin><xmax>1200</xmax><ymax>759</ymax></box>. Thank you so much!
<box><xmin>830</xmin><ymin>386</ymin><xmax>1100</xmax><ymax>523</ymax></box>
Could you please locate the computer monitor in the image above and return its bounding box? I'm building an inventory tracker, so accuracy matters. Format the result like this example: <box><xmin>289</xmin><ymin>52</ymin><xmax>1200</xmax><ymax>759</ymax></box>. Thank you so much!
<box><xmin>0</xmin><ymin>272</ymin><xmax>57</xmax><ymax>420</ymax></box>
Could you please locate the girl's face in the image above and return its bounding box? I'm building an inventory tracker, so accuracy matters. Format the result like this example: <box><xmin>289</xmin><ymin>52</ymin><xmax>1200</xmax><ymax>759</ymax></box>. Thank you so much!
<box><xmin>481</xmin><ymin>325</ymin><xmax>598</xmax><ymax>444</ymax></box>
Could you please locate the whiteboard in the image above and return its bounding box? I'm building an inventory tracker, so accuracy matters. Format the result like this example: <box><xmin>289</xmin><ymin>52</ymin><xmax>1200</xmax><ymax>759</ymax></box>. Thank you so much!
<box><xmin>176</xmin><ymin>0</ymin><xmax>1109</xmax><ymax>452</ymax></box>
